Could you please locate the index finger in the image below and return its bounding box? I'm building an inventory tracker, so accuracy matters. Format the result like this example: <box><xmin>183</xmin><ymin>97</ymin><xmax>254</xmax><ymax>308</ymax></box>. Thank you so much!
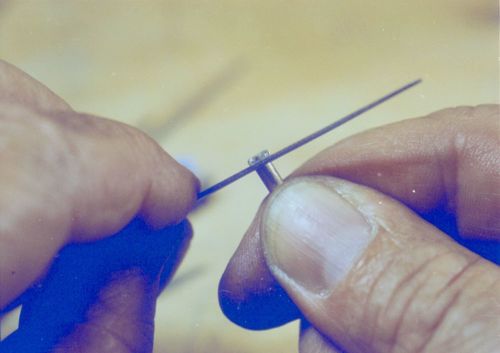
<box><xmin>295</xmin><ymin>104</ymin><xmax>499</xmax><ymax>240</ymax></box>
<box><xmin>0</xmin><ymin>104</ymin><xmax>199</xmax><ymax>310</ymax></box>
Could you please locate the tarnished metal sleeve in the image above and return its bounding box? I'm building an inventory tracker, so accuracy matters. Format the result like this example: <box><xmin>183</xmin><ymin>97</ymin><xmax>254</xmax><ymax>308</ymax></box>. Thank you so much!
<box><xmin>248</xmin><ymin>150</ymin><xmax>283</xmax><ymax>192</ymax></box>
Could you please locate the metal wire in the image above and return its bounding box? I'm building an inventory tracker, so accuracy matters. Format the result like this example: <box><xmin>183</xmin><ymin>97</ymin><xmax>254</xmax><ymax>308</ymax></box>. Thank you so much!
<box><xmin>197</xmin><ymin>79</ymin><xmax>421</xmax><ymax>199</ymax></box>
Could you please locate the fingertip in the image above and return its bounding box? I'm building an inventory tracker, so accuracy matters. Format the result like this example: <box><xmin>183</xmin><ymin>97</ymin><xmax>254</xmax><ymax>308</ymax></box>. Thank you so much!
<box><xmin>66</xmin><ymin>118</ymin><xmax>201</xmax><ymax>237</ymax></box>
<box><xmin>218</xmin><ymin>213</ymin><xmax>300</xmax><ymax>330</ymax></box>
<box><xmin>121</xmin><ymin>126</ymin><xmax>201</xmax><ymax>228</ymax></box>
<box><xmin>140</xmin><ymin>152</ymin><xmax>200</xmax><ymax>229</ymax></box>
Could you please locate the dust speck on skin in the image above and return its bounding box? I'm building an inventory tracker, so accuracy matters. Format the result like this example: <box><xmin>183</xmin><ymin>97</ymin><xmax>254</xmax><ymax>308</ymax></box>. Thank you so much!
<box><xmin>454</xmin><ymin>132</ymin><xmax>467</xmax><ymax>151</ymax></box>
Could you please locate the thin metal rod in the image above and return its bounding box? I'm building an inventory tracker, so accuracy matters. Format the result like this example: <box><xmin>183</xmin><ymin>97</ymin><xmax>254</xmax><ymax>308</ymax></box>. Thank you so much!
<box><xmin>255</xmin><ymin>163</ymin><xmax>283</xmax><ymax>192</ymax></box>
<box><xmin>248</xmin><ymin>150</ymin><xmax>284</xmax><ymax>192</ymax></box>
<box><xmin>197</xmin><ymin>78</ymin><xmax>421</xmax><ymax>199</ymax></box>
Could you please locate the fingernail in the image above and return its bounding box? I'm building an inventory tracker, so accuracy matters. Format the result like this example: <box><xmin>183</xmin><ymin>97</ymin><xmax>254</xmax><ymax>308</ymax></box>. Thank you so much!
<box><xmin>262</xmin><ymin>178</ymin><xmax>374</xmax><ymax>295</ymax></box>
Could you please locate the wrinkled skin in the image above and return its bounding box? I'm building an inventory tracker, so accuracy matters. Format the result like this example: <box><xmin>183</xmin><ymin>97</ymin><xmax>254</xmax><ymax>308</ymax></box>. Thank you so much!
<box><xmin>220</xmin><ymin>104</ymin><xmax>500</xmax><ymax>353</ymax></box>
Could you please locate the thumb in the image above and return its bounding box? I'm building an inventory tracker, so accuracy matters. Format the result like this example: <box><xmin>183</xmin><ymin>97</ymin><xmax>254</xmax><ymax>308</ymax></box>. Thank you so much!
<box><xmin>261</xmin><ymin>176</ymin><xmax>500</xmax><ymax>353</ymax></box>
<box><xmin>1</xmin><ymin>220</ymin><xmax>192</xmax><ymax>353</ymax></box>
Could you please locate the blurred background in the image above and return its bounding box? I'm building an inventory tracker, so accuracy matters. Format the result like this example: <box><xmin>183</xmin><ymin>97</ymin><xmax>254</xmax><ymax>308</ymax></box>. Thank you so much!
<box><xmin>0</xmin><ymin>1</ymin><xmax>498</xmax><ymax>352</ymax></box>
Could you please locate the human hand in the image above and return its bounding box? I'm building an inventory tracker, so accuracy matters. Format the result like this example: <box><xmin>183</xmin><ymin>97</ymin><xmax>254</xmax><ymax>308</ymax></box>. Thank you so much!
<box><xmin>0</xmin><ymin>60</ymin><xmax>199</xmax><ymax>352</ymax></box>
<box><xmin>219</xmin><ymin>105</ymin><xmax>500</xmax><ymax>353</ymax></box>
